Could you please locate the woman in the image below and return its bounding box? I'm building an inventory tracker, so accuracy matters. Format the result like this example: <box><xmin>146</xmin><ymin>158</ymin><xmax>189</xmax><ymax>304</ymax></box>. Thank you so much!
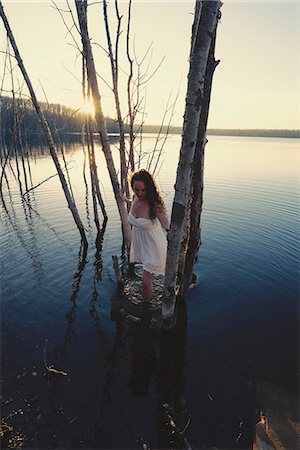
<box><xmin>121</xmin><ymin>169</ymin><xmax>169</xmax><ymax>303</ymax></box>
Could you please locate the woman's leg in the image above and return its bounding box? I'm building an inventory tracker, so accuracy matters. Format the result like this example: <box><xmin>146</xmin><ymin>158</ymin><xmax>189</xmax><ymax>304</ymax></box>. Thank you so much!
<box><xmin>141</xmin><ymin>270</ymin><xmax>153</xmax><ymax>302</ymax></box>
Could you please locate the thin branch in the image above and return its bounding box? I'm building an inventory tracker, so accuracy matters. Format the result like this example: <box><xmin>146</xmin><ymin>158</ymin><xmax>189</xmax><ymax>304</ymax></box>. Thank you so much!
<box><xmin>139</xmin><ymin>55</ymin><xmax>166</xmax><ymax>86</ymax></box>
<box><xmin>66</xmin><ymin>0</ymin><xmax>82</xmax><ymax>36</ymax></box>
<box><xmin>22</xmin><ymin>172</ymin><xmax>60</xmax><ymax>197</ymax></box>
<box><xmin>114</xmin><ymin>0</ymin><xmax>122</xmax><ymax>85</ymax></box>
<box><xmin>95</xmin><ymin>69</ymin><xmax>114</xmax><ymax>92</ymax></box>
<box><xmin>51</xmin><ymin>0</ymin><xmax>81</xmax><ymax>53</ymax></box>
<box><xmin>43</xmin><ymin>338</ymin><xmax>68</xmax><ymax>378</ymax></box>
<box><xmin>62</xmin><ymin>61</ymin><xmax>83</xmax><ymax>85</ymax></box>
<box><xmin>87</xmin><ymin>1</ymin><xmax>103</xmax><ymax>6</ymax></box>
<box><xmin>91</xmin><ymin>41</ymin><xmax>109</xmax><ymax>57</ymax></box>
<box><xmin>0</xmin><ymin>49</ymin><xmax>15</xmax><ymax>60</ymax></box>
<box><xmin>0</xmin><ymin>39</ymin><xmax>9</xmax><ymax>95</ymax></box>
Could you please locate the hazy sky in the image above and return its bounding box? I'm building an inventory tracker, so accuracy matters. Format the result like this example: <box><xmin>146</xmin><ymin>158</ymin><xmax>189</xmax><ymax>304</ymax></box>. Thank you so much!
<box><xmin>1</xmin><ymin>1</ymin><xmax>299</xmax><ymax>129</ymax></box>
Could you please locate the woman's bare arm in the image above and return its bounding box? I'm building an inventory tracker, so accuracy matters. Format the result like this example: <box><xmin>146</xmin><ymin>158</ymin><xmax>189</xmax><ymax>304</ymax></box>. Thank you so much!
<box><xmin>155</xmin><ymin>204</ymin><xmax>169</xmax><ymax>231</ymax></box>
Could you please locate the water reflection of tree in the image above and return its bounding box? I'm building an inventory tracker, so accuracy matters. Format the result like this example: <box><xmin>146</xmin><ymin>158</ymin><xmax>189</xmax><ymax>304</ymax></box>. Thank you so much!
<box><xmin>98</xmin><ymin>295</ymin><xmax>190</xmax><ymax>448</ymax></box>
<box><xmin>128</xmin><ymin>313</ymin><xmax>158</xmax><ymax>397</ymax></box>
<box><xmin>157</xmin><ymin>300</ymin><xmax>191</xmax><ymax>449</ymax></box>
<box><xmin>54</xmin><ymin>242</ymin><xmax>88</xmax><ymax>358</ymax></box>
<box><xmin>1</xmin><ymin>155</ymin><xmax>75</xmax><ymax>279</ymax></box>
<box><xmin>0</xmin><ymin>184</ymin><xmax>44</xmax><ymax>279</ymax></box>
<box><xmin>55</xmin><ymin>220</ymin><xmax>108</xmax><ymax>359</ymax></box>
<box><xmin>89</xmin><ymin>220</ymin><xmax>109</xmax><ymax>347</ymax></box>
<box><xmin>123</xmin><ymin>299</ymin><xmax>190</xmax><ymax>448</ymax></box>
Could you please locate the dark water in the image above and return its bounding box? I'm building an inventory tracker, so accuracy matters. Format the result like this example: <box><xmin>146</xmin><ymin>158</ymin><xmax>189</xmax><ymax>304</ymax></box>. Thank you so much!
<box><xmin>1</xmin><ymin>135</ymin><xmax>299</xmax><ymax>449</ymax></box>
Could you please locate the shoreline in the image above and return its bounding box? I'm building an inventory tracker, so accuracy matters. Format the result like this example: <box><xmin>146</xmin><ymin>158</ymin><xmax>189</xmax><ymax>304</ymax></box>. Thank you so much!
<box><xmin>66</xmin><ymin>129</ymin><xmax>300</xmax><ymax>139</ymax></box>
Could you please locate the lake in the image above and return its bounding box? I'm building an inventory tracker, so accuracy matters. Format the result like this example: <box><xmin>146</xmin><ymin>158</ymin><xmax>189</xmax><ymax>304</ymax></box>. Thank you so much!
<box><xmin>1</xmin><ymin>134</ymin><xmax>299</xmax><ymax>449</ymax></box>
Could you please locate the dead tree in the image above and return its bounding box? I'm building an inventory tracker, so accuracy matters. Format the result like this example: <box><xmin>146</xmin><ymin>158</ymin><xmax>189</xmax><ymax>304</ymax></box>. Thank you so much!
<box><xmin>75</xmin><ymin>0</ymin><xmax>131</xmax><ymax>251</ymax></box>
<box><xmin>102</xmin><ymin>0</ymin><xmax>166</xmax><ymax>184</ymax></box>
<box><xmin>39</xmin><ymin>79</ymin><xmax>75</xmax><ymax>203</ymax></box>
<box><xmin>88</xmin><ymin>123</ymin><xmax>108</xmax><ymax>221</ymax></box>
<box><xmin>86</xmin><ymin>121</ymin><xmax>100</xmax><ymax>229</ymax></box>
<box><xmin>162</xmin><ymin>0</ymin><xmax>220</xmax><ymax>323</ymax></box>
<box><xmin>177</xmin><ymin>2</ymin><xmax>202</xmax><ymax>280</ymax></box>
<box><xmin>82</xmin><ymin>60</ymin><xmax>107</xmax><ymax>225</ymax></box>
<box><xmin>0</xmin><ymin>1</ymin><xmax>88</xmax><ymax>246</ymax></box>
<box><xmin>126</xmin><ymin>0</ymin><xmax>135</xmax><ymax>172</ymax></box>
<box><xmin>103</xmin><ymin>0</ymin><xmax>129</xmax><ymax>198</ymax></box>
<box><xmin>8</xmin><ymin>49</ymin><xmax>28</xmax><ymax>191</ymax></box>
<box><xmin>178</xmin><ymin>15</ymin><xmax>220</xmax><ymax>297</ymax></box>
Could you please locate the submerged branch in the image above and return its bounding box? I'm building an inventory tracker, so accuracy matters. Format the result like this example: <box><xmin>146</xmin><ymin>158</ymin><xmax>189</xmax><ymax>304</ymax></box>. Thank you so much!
<box><xmin>43</xmin><ymin>338</ymin><xmax>68</xmax><ymax>378</ymax></box>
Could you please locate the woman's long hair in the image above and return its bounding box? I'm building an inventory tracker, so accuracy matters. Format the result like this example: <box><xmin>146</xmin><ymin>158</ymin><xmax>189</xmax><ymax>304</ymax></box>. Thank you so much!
<box><xmin>129</xmin><ymin>169</ymin><xmax>166</xmax><ymax>220</ymax></box>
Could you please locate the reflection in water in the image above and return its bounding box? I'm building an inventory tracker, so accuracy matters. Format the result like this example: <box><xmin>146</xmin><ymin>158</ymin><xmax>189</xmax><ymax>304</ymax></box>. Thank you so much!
<box><xmin>89</xmin><ymin>220</ymin><xmax>109</xmax><ymax>347</ymax></box>
<box><xmin>128</xmin><ymin>310</ymin><xmax>158</xmax><ymax>397</ymax></box>
<box><xmin>20</xmin><ymin>153</ymin><xmax>29</xmax><ymax>192</ymax></box>
<box><xmin>0</xmin><ymin>187</ymin><xmax>44</xmax><ymax>279</ymax></box>
<box><xmin>21</xmin><ymin>192</ymin><xmax>44</xmax><ymax>279</ymax></box>
<box><xmin>54</xmin><ymin>243</ymin><xmax>88</xmax><ymax>358</ymax></box>
<box><xmin>102</xmin><ymin>287</ymin><xmax>127</xmax><ymax>403</ymax></box>
<box><xmin>55</xmin><ymin>220</ymin><xmax>108</xmax><ymax>359</ymax></box>
<box><xmin>157</xmin><ymin>299</ymin><xmax>190</xmax><ymax>449</ymax></box>
<box><xmin>105</xmin><ymin>293</ymin><xmax>189</xmax><ymax>448</ymax></box>
<box><xmin>22</xmin><ymin>195</ymin><xmax>73</xmax><ymax>254</ymax></box>
<box><xmin>91</xmin><ymin>288</ymin><xmax>128</xmax><ymax>445</ymax></box>
<box><xmin>83</xmin><ymin>160</ymin><xmax>92</xmax><ymax>238</ymax></box>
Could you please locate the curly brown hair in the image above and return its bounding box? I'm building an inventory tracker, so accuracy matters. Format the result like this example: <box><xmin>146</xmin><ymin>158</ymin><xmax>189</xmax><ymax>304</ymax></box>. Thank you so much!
<box><xmin>129</xmin><ymin>169</ymin><xmax>166</xmax><ymax>220</ymax></box>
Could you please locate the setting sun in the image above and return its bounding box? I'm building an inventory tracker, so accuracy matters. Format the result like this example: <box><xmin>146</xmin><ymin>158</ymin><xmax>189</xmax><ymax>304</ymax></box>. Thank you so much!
<box><xmin>81</xmin><ymin>98</ymin><xmax>95</xmax><ymax>117</ymax></box>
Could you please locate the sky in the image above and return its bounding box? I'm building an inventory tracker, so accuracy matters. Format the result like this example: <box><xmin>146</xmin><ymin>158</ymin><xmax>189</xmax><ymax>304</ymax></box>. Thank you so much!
<box><xmin>0</xmin><ymin>1</ymin><xmax>299</xmax><ymax>130</ymax></box>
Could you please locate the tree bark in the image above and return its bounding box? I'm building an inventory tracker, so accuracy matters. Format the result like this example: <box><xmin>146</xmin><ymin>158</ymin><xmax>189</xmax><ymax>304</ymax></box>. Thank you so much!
<box><xmin>177</xmin><ymin>0</ymin><xmax>204</xmax><ymax>283</ymax></box>
<box><xmin>0</xmin><ymin>1</ymin><xmax>88</xmax><ymax>246</ymax></box>
<box><xmin>75</xmin><ymin>0</ymin><xmax>131</xmax><ymax>251</ymax></box>
<box><xmin>126</xmin><ymin>0</ymin><xmax>135</xmax><ymax>172</ymax></box>
<box><xmin>162</xmin><ymin>0</ymin><xmax>220</xmax><ymax>322</ymax></box>
<box><xmin>86</xmin><ymin>122</ymin><xmax>100</xmax><ymax>229</ymax></box>
<box><xmin>179</xmin><ymin>24</ymin><xmax>220</xmax><ymax>297</ymax></box>
<box><xmin>103</xmin><ymin>0</ymin><xmax>129</xmax><ymax>198</ymax></box>
<box><xmin>88</xmin><ymin>120</ymin><xmax>108</xmax><ymax>221</ymax></box>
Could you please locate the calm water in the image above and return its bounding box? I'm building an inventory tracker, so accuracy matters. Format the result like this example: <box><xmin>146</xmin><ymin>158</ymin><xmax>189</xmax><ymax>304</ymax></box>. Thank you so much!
<box><xmin>1</xmin><ymin>135</ymin><xmax>299</xmax><ymax>449</ymax></box>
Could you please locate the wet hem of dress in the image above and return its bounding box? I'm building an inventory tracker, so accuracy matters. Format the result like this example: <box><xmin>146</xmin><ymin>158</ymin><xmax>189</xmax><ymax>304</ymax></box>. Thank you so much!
<box><xmin>130</xmin><ymin>259</ymin><xmax>165</xmax><ymax>276</ymax></box>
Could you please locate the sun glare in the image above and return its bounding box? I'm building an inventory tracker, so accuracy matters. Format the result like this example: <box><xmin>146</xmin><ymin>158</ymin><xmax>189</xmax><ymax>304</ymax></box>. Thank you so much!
<box><xmin>82</xmin><ymin>99</ymin><xmax>95</xmax><ymax>117</ymax></box>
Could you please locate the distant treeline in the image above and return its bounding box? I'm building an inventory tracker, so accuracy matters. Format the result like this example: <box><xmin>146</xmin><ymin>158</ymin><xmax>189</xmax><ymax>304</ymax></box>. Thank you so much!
<box><xmin>1</xmin><ymin>97</ymin><xmax>298</xmax><ymax>145</ymax></box>
<box><xmin>141</xmin><ymin>124</ymin><xmax>300</xmax><ymax>139</ymax></box>
<box><xmin>207</xmin><ymin>128</ymin><xmax>300</xmax><ymax>139</ymax></box>
<box><xmin>0</xmin><ymin>96</ymin><xmax>121</xmax><ymax>146</ymax></box>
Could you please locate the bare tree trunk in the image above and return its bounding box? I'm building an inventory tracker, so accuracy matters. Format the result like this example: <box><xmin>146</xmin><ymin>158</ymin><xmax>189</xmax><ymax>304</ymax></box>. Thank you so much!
<box><xmin>103</xmin><ymin>0</ymin><xmax>129</xmax><ymax>198</ymax></box>
<box><xmin>8</xmin><ymin>49</ymin><xmax>26</xmax><ymax>191</ymax></box>
<box><xmin>86</xmin><ymin>122</ymin><xmax>100</xmax><ymax>229</ymax></box>
<box><xmin>179</xmin><ymin>23</ymin><xmax>220</xmax><ymax>297</ymax></box>
<box><xmin>162</xmin><ymin>0</ymin><xmax>220</xmax><ymax>322</ymax></box>
<box><xmin>81</xmin><ymin>55</ymin><xmax>91</xmax><ymax>228</ymax></box>
<box><xmin>177</xmin><ymin>194</ymin><xmax>192</xmax><ymax>278</ymax></box>
<box><xmin>75</xmin><ymin>0</ymin><xmax>131</xmax><ymax>251</ymax></box>
<box><xmin>126</xmin><ymin>0</ymin><xmax>135</xmax><ymax>172</ymax></box>
<box><xmin>177</xmin><ymin>0</ymin><xmax>204</xmax><ymax>281</ymax></box>
<box><xmin>88</xmin><ymin>120</ymin><xmax>108</xmax><ymax>221</ymax></box>
<box><xmin>0</xmin><ymin>1</ymin><xmax>88</xmax><ymax>246</ymax></box>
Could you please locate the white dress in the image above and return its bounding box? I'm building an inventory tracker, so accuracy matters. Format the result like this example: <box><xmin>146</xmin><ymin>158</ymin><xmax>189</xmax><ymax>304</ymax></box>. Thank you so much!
<box><xmin>128</xmin><ymin>211</ymin><xmax>167</xmax><ymax>275</ymax></box>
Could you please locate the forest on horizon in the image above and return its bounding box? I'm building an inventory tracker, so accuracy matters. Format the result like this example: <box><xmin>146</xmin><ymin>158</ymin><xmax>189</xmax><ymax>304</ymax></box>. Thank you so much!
<box><xmin>1</xmin><ymin>96</ymin><xmax>299</xmax><ymax>145</ymax></box>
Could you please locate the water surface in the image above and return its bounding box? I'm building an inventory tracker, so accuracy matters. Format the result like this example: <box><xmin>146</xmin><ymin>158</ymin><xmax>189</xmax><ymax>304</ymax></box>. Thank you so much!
<box><xmin>1</xmin><ymin>135</ymin><xmax>299</xmax><ymax>449</ymax></box>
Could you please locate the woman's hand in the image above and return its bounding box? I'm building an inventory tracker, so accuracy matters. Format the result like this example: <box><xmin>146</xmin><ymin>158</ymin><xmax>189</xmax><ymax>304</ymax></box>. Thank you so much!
<box><xmin>120</xmin><ymin>193</ymin><xmax>132</xmax><ymax>204</ymax></box>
